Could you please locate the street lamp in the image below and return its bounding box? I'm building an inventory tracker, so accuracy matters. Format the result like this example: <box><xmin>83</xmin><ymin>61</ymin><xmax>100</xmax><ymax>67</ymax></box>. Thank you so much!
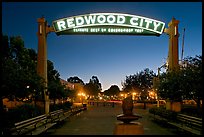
<box><xmin>78</xmin><ymin>92</ymin><xmax>86</xmax><ymax>104</ymax></box>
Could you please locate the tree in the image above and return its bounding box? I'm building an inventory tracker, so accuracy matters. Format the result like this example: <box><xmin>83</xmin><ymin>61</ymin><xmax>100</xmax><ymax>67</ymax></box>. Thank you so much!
<box><xmin>180</xmin><ymin>55</ymin><xmax>202</xmax><ymax>110</ymax></box>
<box><xmin>1</xmin><ymin>34</ymin><xmax>44</xmax><ymax>133</ymax></box>
<box><xmin>158</xmin><ymin>71</ymin><xmax>183</xmax><ymax>102</ymax></box>
<box><xmin>66</xmin><ymin>76</ymin><xmax>84</xmax><ymax>100</ymax></box>
<box><xmin>64</xmin><ymin>88</ymin><xmax>77</xmax><ymax>100</ymax></box>
<box><xmin>104</xmin><ymin>85</ymin><xmax>120</xmax><ymax>96</ymax></box>
<box><xmin>122</xmin><ymin>68</ymin><xmax>156</xmax><ymax>109</ymax></box>
<box><xmin>67</xmin><ymin>76</ymin><xmax>84</xmax><ymax>85</ymax></box>
<box><xmin>84</xmin><ymin>76</ymin><xmax>102</xmax><ymax>97</ymax></box>
<box><xmin>1</xmin><ymin>35</ymin><xmax>44</xmax><ymax>101</ymax></box>
<box><xmin>47</xmin><ymin>60</ymin><xmax>66</xmax><ymax>104</ymax></box>
<box><xmin>90</xmin><ymin>76</ymin><xmax>102</xmax><ymax>91</ymax></box>
<box><xmin>158</xmin><ymin>55</ymin><xmax>202</xmax><ymax>112</ymax></box>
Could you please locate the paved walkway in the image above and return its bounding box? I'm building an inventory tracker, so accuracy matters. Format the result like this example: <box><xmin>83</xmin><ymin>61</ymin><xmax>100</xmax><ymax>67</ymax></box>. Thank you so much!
<box><xmin>47</xmin><ymin>103</ymin><xmax>176</xmax><ymax>135</ymax></box>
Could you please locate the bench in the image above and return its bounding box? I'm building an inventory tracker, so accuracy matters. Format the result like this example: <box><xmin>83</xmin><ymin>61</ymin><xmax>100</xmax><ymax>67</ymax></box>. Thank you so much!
<box><xmin>10</xmin><ymin>113</ymin><xmax>57</xmax><ymax>135</ymax></box>
<box><xmin>168</xmin><ymin>114</ymin><xmax>202</xmax><ymax>135</ymax></box>
<box><xmin>49</xmin><ymin>109</ymin><xmax>64</xmax><ymax>123</ymax></box>
<box><xmin>9</xmin><ymin>106</ymin><xmax>86</xmax><ymax>135</ymax></box>
<box><xmin>70</xmin><ymin>106</ymin><xmax>85</xmax><ymax>115</ymax></box>
<box><xmin>54</xmin><ymin>109</ymin><xmax>72</xmax><ymax>123</ymax></box>
<box><xmin>149</xmin><ymin>113</ymin><xmax>169</xmax><ymax>125</ymax></box>
<box><xmin>58</xmin><ymin>105</ymin><xmax>86</xmax><ymax>122</ymax></box>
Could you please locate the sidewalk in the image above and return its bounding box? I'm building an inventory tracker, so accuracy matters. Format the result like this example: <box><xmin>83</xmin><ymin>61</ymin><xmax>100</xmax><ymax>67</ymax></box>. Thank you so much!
<box><xmin>47</xmin><ymin>103</ymin><xmax>176</xmax><ymax>135</ymax></box>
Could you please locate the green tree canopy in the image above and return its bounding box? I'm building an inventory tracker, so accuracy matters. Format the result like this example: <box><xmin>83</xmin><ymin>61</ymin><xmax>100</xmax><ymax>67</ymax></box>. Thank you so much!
<box><xmin>158</xmin><ymin>71</ymin><xmax>183</xmax><ymax>101</ymax></box>
<box><xmin>158</xmin><ymin>55</ymin><xmax>202</xmax><ymax>104</ymax></box>
<box><xmin>122</xmin><ymin>68</ymin><xmax>156</xmax><ymax>100</ymax></box>
<box><xmin>1</xmin><ymin>34</ymin><xmax>44</xmax><ymax>101</ymax></box>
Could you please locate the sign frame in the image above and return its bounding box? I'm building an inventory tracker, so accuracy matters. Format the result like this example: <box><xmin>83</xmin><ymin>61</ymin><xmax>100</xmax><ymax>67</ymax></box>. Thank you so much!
<box><xmin>52</xmin><ymin>13</ymin><xmax>165</xmax><ymax>36</ymax></box>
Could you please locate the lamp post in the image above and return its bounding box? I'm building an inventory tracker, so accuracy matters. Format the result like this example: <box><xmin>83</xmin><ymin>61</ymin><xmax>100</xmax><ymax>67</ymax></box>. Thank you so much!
<box><xmin>78</xmin><ymin>92</ymin><xmax>85</xmax><ymax>104</ymax></box>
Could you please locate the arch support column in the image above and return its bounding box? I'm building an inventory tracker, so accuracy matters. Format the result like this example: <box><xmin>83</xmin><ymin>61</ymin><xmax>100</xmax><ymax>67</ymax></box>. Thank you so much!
<box><xmin>37</xmin><ymin>17</ymin><xmax>54</xmax><ymax>114</ymax></box>
<box><xmin>164</xmin><ymin>17</ymin><xmax>180</xmax><ymax>72</ymax></box>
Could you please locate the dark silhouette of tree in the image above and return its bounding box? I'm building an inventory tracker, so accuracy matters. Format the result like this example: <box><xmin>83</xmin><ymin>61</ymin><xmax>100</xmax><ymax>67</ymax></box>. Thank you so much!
<box><xmin>158</xmin><ymin>55</ymin><xmax>202</xmax><ymax>111</ymax></box>
<box><xmin>47</xmin><ymin>60</ymin><xmax>66</xmax><ymax>104</ymax></box>
<box><xmin>158</xmin><ymin>71</ymin><xmax>183</xmax><ymax>102</ymax></box>
<box><xmin>104</xmin><ymin>85</ymin><xmax>120</xmax><ymax>96</ymax></box>
<box><xmin>84</xmin><ymin>76</ymin><xmax>102</xmax><ymax>96</ymax></box>
<box><xmin>122</xmin><ymin>68</ymin><xmax>156</xmax><ymax>109</ymax></box>
<box><xmin>1</xmin><ymin>34</ymin><xmax>44</xmax><ymax>133</ymax></box>
<box><xmin>1</xmin><ymin>35</ymin><xmax>44</xmax><ymax>101</ymax></box>
<box><xmin>181</xmin><ymin>55</ymin><xmax>202</xmax><ymax>109</ymax></box>
<box><xmin>67</xmin><ymin>76</ymin><xmax>84</xmax><ymax>85</ymax></box>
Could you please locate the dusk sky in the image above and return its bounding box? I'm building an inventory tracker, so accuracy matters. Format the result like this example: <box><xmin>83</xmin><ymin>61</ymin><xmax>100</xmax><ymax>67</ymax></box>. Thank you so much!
<box><xmin>2</xmin><ymin>2</ymin><xmax>202</xmax><ymax>91</ymax></box>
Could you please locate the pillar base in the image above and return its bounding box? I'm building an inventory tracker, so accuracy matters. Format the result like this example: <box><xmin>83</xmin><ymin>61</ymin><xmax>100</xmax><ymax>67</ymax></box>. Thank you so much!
<box><xmin>113</xmin><ymin>121</ymin><xmax>144</xmax><ymax>135</ymax></box>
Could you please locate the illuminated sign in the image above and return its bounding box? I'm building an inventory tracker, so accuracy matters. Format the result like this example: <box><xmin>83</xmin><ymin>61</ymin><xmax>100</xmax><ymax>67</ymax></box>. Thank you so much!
<box><xmin>52</xmin><ymin>13</ymin><xmax>165</xmax><ymax>36</ymax></box>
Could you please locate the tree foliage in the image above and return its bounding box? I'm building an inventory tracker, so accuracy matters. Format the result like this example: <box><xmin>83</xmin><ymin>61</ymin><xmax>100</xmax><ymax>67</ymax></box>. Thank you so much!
<box><xmin>122</xmin><ymin>68</ymin><xmax>156</xmax><ymax>100</ymax></box>
<box><xmin>103</xmin><ymin>85</ymin><xmax>120</xmax><ymax>96</ymax></box>
<box><xmin>158</xmin><ymin>55</ymin><xmax>202</xmax><ymax>105</ymax></box>
<box><xmin>158</xmin><ymin>71</ymin><xmax>183</xmax><ymax>101</ymax></box>
<box><xmin>47</xmin><ymin>60</ymin><xmax>66</xmax><ymax>103</ymax></box>
<box><xmin>181</xmin><ymin>55</ymin><xmax>202</xmax><ymax>101</ymax></box>
<box><xmin>84</xmin><ymin>76</ymin><xmax>102</xmax><ymax>96</ymax></box>
<box><xmin>67</xmin><ymin>76</ymin><xmax>84</xmax><ymax>85</ymax></box>
<box><xmin>1</xmin><ymin>34</ymin><xmax>44</xmax><ymax>101</ymax></box>
<box><xmin>1</xmin><ymin>34</ymin><xmax>72</xmax><ymax>106</ymax></box>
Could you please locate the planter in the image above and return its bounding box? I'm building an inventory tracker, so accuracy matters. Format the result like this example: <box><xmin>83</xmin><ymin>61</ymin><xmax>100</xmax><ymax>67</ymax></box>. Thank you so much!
<box><xmin>171</xmin><ymin>102</ymin><xmax>181</xmax><ymax>112</ymax></box>
<box><xmin>166</xmin><ymin>100</ymin><xmax>181</xmax><ymax>112</ymax></box>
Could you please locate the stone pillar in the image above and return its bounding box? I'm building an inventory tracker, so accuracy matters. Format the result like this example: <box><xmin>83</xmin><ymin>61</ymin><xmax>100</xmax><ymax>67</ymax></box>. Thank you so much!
<box><xmin>165</xmin><ymin>17</ymin><xmax>180</xmax><ymax>72</ymax></box>
<box><xmin>37</xmin><ymin>17</ymin><xmax>54</xmax><ymax>114</ymax></box>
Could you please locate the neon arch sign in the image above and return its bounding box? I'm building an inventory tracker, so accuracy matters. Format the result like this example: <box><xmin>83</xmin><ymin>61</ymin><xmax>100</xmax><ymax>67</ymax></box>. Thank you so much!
<box><xmin>52</xmin><ymin>13</ymin><xmax>165</xmax><ymax>36</ymax></box>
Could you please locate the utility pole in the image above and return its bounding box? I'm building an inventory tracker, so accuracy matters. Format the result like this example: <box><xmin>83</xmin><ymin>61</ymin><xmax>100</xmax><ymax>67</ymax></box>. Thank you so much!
<box><xmin>181</xmin><ymin>28</ymin><xmax>185</xmax><ymax>65</ymax></box>
<box><xmin>37</xmin><ymin>17</ymin><xmax>54</xmax><ymax>114</ymax></box>
<box><xmin>153</xmin><ymin>63</ymin><xmax>166</xmax><ymax>108</ymax></box>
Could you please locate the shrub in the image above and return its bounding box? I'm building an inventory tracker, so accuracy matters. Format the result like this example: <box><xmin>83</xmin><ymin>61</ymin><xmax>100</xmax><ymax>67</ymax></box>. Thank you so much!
<box><xmin>181</xmin><ymin>106</ymin><xmax>202</xmax><ymax>118</ymax></box>
<box><xmin>149</xmin><ymin>107</ymin><xmax>177</xmax><ymax>121</ymax></box>
<box><xmin>50</xmin><ymin>101</ymin><xmax>73</xmax><ymax>111</ymax></box>
<box><xmin>6</xmin><ymin>104</ymin><xmax>43</xmax><ymax>126</ymax></box>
